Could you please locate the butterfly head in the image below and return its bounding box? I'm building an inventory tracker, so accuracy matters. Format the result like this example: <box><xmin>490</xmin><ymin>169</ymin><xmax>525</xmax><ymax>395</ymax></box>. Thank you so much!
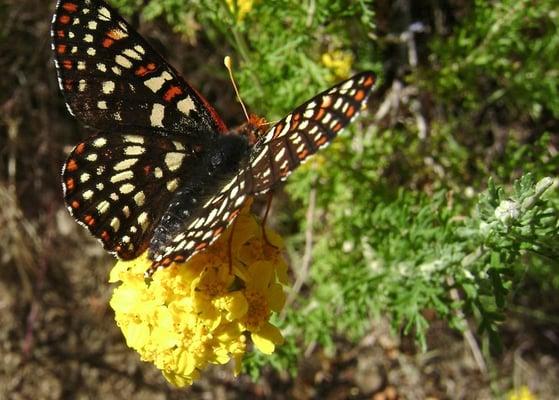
<box><xmin>230</xmin><ymin>114</ymin><xmax>268</xmax><ymax>146</ymax></box>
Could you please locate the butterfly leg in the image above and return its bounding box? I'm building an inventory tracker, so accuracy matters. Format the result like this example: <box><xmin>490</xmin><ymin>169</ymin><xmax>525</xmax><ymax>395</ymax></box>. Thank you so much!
<box><xmin>227</xmin><ymin>215</ymin><xmax>239</xmax><ymax>274</ymax></box>
<box><xmin>261</xmin><ymin>191</ymin><xmax>277</xmax><ymax>249</ymax></box>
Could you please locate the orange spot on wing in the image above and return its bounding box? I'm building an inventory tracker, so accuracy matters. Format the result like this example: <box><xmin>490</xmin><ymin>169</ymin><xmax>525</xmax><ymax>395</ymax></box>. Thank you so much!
<box><xmin>273</xmin><ymin>123</ymin><xmax>284</xmax><ymax>139</ymax></box>
<box><xmin>163</xmin><ymin>85</ymin><xmax>183</xmax><ymax>102</ymax></box>
<box><xmin>363</xmin><ymin>75</ymin><xmax>375</xmax><ymax>87</ymax></box>
<box><xmin>65</xmin><ymin>178</ymin><xmax>75</xmax><ymax>191</ymax></box>
<box><xmin>63</xmin><ymin>60</ymin><xmax>73</xmax><ymax>70</ymax></box>
<box><xmin>213</xmin><ymin>227</ymin><xmax>224</xmax><ymax>236</ymax></box>
<box><xmin>102</xmin><ymin>38</ymin><xmax>114</xmax><ymax>48</ymax></box>
<box><xmin>315</xmin><ymin>108</ymin><xmax>325</xmax><ymax>120</ymax></box>
<box><xmin>134</xmin><ymin>63</ymin><xmax>156</xmax><ymax>77</ymax></box>
<box><xmin>71</xmin><ymin>200</ymin><xmax>80</xmax><ymax>209</ymax></box>
<box><xmin>227</xmin><ymin>209</ymin><xmax>241</xmax><ymax>222</ymax></box>
<box><xmin>66</xmin><ymin>159</ymin><xmax>78</xmax><ymax>171</ymax></box>
<box><xmin>63</xmin><ymin>80</ymin><xmax>73</xmax><ymax>91</ymax></box>
<box><xmin>195</xmin><ymin>242</ymin><xmax>207</xmax><ymax>251</ymax></box>
<box><xmin>101</xmin><ymin>230</ymin><xmax>110</xmax><ymax>242</ymax></box>
<box><xmin>62</xmin><ymin>3</ymin><xmax>78</xmax><ymax>12</ymax></box>
<box><xmin>161</xmin><ymin>257</ymin><xmax>172</xmax><ymax>266</ymax></box>
<box><xmin>75</xmin><ymin>142</ymin><xmax>86</xmax><ymax>155</ymax></box>
<box><xmin>84</xmin><ymin>215</ymin><xmax>95</xmax><ymax>226</ymax></box>
<box><xmin>57</xmin><ymin>44</ymin><xmax>67</xmax><ymax>54</ymax></box>
<box><xmin>354</xmin><ymin>90</ymin><xmax>365</xmax><ymax>101</ymax></box>
<box><xmin>298</xmin><ymin>149</ymin><xmax>309</xmax><ymax>159</ymax></box>
<box><xmin>316</xmin><ymin>136</ymin><xmax>328</xmax><ymax>146</ymax></box>
<box><xmin>56</xmin><ymin>30</ymin><xmax>65</xmax><ymax>38</ymax></box>
<box><xmin>333</xmin><ymin>123</ymin><xmax>342</xmax><ymax>132</ymax></box>
<box><xmin>174</xmin><ymin>255</ymin><xmax>186</xmax><ymax>263</ymax></box>
<box><xmin>346</xmin><ymin>105</ymin><xmax>355</xmax><ymax>117</ymax></box>
<box><xmin>58</xmin><ymin>15</ymin><xmax>71</xmax><ymax>24</ymax></box>
<box><xmin>106</xmin><ymin>30</ymin><xmax>120</xmax><ymax>40</ymax></box>
<box><xmin>143</xmin><ymin>165</ymin><xmax>152</xmax><ymax>175</ymax></box>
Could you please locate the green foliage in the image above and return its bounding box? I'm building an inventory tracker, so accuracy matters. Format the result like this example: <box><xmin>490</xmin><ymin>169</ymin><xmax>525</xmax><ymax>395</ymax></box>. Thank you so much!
<box><xmin>429</xmin><ymin>0</ymin><xmax>559</xmax><ymax>119</ymax></box>
<box><xmin>108</xmin><ymin>0</ymin><xmax>558</xmax><ymax>384</ymax></box>
<box><xmin>111</xmin><ymin>0</ymin><xmax>379</xmax><ymax>116</ymax></box>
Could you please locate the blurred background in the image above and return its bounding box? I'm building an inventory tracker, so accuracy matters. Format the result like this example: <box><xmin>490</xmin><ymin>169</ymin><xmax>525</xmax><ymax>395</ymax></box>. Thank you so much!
<box><xmin>1</xmin><ymin>0</ymin><xmax>558</xmax><ymax>398</ymax></box>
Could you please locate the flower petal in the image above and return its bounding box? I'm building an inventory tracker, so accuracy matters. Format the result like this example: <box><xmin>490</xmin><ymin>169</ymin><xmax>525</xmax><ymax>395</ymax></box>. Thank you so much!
<box><xmin>251</xmin><ymin>322</ymin><xmax>284</xmax><ymax>354</ymax></box>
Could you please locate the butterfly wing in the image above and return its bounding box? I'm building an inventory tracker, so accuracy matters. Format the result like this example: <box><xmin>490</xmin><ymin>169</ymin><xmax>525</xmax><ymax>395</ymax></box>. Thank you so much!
<box><xmin>145</xmin><ymin>73</ymin><xmax>376</xmax><ymax>273</ymax></box>
<box><xmin>249</xmin><ymin>71</ymin><xmax>376</xmax><ymax>194</ymax></box>
<box><xmin>51</xmin><ymin>0</ymin><xmax>227</xmax><ymax>134</ymax></box>
<box><xmin>147</xmin><ymin>168</ymin><xmax>253</xmax><ymax>273</ymax></box>
<box><xmin>62</xmin><ymin>132</ymin><xmax>199</xmax><ymax>259</ymax></box>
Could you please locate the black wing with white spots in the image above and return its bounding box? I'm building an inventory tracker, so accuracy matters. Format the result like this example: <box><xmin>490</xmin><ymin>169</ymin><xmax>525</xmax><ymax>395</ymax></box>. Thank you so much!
<box><xmin>62</xmin><ymin>131</ymin><xmax>200</xmax><ymax>259</ymax></box>
<box><xmin>53</xmin><ymin>0</ymin><xmax>376</xmax><ymax>276</ymax></box>
<box><xmin>249</xmin><ymin>71</ymin><xmax>376</xmax><ymax>195</ymax></box>
<box><xmin>51</xmin><ymin>0</ymin><xmax>227</xmax><ymax>134</ymax></box>
<box><xmin>147</xmin><ymin>168</ymin><xmax>252</xmax><ymax>274</ymax></box>
<box><xmin>149</xmin><ymin>73</ymin><xmax>376</xmax><ymax>273</ymax></box>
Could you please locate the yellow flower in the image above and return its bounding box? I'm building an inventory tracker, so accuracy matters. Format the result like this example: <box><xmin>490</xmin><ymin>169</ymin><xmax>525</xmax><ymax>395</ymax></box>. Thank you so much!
<box><xmin>322</xmin><ymin>50</ymin><xmax>354</xmax><ymax>80</ymax></box>
<box><xmin>109</xmin><ymin>200</ymin><xmax>289</xmax><ymax>387</ymax></box>
<box><xmin>225</xmin><ymin>0</ymin><xmax>257</xmax><ymax>22</ymax></box>
<box><xmin>507</xmin><ymin>386</ymin><xmax>538</xmax><ymax>400</ymax></box>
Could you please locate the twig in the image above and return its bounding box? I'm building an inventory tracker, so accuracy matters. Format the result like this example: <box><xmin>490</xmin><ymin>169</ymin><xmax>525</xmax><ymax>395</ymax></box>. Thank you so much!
<box><xmin>447</xmin><ymin>276</ymin><xmax>488</xmax><ymax>375</ymax></box>
<box><xmin>283</xmin><ymin>184</ymin><xmax>317</xmax><ymax>313</ymax></box>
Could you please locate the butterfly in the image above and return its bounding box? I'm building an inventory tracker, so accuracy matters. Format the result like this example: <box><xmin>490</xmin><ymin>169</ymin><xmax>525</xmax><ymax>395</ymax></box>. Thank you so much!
<box><xmin>51</xmin><ymin>0</ymin><xmax>376</xmax><ymax>275</ymax></box>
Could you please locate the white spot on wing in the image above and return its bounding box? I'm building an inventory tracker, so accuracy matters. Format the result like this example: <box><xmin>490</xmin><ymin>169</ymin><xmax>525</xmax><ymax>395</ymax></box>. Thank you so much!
<box><xmin>110</xmin><ymin>217</ymin><xmax>120</xmax><ymax>232</ymax></box>
<box><xmin>119</xmin><ymin>183</ymin><xmax>135</xmax><ymax>194</ymax></box>
<box><xmin>115</xmin><ymin>55</ymin><xmax>132</xmax><ymax>69</ymax></box>
<box><xmin>150</xmin><ymin>104</ymin><xmax>165</xmax><ymax>128</ymax></box>
<box><xmin>144</xmin><ymin>71</ymin><xmax>173</xmax><ymax>93</ymax></box>
<box><xmin>102</xmin><ymin>81</ymin><xmax>115</xmax><ymax>94</ymax></box>
<box><xmin>113</xmin><ymin>158</ymin><xmax>138</xmax><ymax>171</ymax></box>
<box><xmin>111</xmin><ymin>171</ymin><xmax>134</xmax><ymax>183</ymax></box>
<box><xmin>133</xmin><ymin>191</ymin><xmax>146</xmax><ymax>206</ymax></box>
<box><xmin>123</xmin><ymin>48</ymin><xmax>142</xmax><ymax>60</ymax></box>
<box><xmin>83</xmin><ymin>190</ymin><xmax>94</xmax><ymax>200</ymax></box>
<box><xmin>177</xmin><ymin>96</ymin><xmax>195</xmax><ymax>115</ymax></box>
<box><xmin>97</xmin><ymin>200</ymin><xmax>110</xmax><ymax>214</ymax></box>
<box><xmin>124</xmin><ymin>146</ymin><xmax>145</xmax><ymax>156</ymax></box>
<box><xmin>166</xmin><ymin>178</ymin><xmax>179</xmax><ymax>192</ymax></box>
<box><xmin>123</xmin><ymin>135</ymin><xmax>144</xmax><ymax>144</ymax></box>
<box><xmin>164</xmin><ymin>152</ymin><xmax>185</xmax><ymax>172</ymax></box>
<box><xmin>93</xmin><ymin>137</ymin><xmax>107</xmax><ymax>147</ymax></box>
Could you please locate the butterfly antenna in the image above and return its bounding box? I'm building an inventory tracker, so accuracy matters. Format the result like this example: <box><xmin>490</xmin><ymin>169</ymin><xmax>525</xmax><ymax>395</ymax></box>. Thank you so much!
<box><xmin>224</xmin><ymin>56</ymin><xmax>250</xmax><ymax>122</ymax></box>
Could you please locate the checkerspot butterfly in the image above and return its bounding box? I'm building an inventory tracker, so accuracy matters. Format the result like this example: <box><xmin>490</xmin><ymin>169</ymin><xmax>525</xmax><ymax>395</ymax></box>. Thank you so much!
<box><xmin>52</xmin><ymin>0</ymin><xmax>376</xmax><ymax>275</ymax></box>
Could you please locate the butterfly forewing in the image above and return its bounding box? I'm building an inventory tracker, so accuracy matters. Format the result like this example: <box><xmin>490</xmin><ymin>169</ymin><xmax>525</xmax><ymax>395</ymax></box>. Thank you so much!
<box><xmin>62</xmin><ymin>132</ymin><xmax>197</xmax><ymax>259</ymax></box>
<box><xmin>250</xmin><ymin>71</ymin><xmax>376</xmax><ymax>195</ymax></box>
<box><xmin>51</xmin><ymin>0</ymin><xmax>227</xmax><ymax>134</ymax></box>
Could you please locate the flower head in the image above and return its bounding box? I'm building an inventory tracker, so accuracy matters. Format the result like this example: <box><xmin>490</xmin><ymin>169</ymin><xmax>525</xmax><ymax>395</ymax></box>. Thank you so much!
<box><xmin>109</xmin><ymin>200</ymin><xmax>288</xmax><ymax>386</ymax></box>
<box><xmin>225</xmin><ymin>0</ymin><xmax>257</xmax><ymax>22</ymax></box>
<box><xmin>322</xmin><ymin>50</ymin><xmax>354</xmax><ymax>80</ymax></box>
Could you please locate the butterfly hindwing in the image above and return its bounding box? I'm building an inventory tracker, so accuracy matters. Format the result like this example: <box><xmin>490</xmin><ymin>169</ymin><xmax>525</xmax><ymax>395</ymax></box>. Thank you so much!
<box><xmin>249</xmin><ymin>71</ymin><xmax>376</xmax><ymax>194</ymax></box>
<box><xmin>62</xmin><ymin>132</ymin><xmax>199</xmax><ymax>259</ymax></box>
<box><xmin>51</xmin><ymin>0</ymin><xmax>227</xmax><ymax>134</ymax></box>
<box><xmin>147</xmin><ymin>168</ymin><xmax>253</xmax><ymax>272</ymax></box>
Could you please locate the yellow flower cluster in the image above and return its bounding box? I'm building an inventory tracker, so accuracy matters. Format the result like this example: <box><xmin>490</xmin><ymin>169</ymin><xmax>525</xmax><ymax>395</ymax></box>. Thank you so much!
<box><xmin>109</xmin><ymin>202</ymin><xmax>288</xmax><ymax>387</ymax></box>
<box><xmin>507</xmin><ymin>386</ymin><xmax>538</xmax><ymax>400</ymax></box>
<box><xmin>225</xmin><ymin>0</ymin><xmax>257</xmax><ymax>21</ymax></box>
<box><xmin>321</xmin><ymin>50</ymin><xmax>354</xmax><ymax>80</ymax></box>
